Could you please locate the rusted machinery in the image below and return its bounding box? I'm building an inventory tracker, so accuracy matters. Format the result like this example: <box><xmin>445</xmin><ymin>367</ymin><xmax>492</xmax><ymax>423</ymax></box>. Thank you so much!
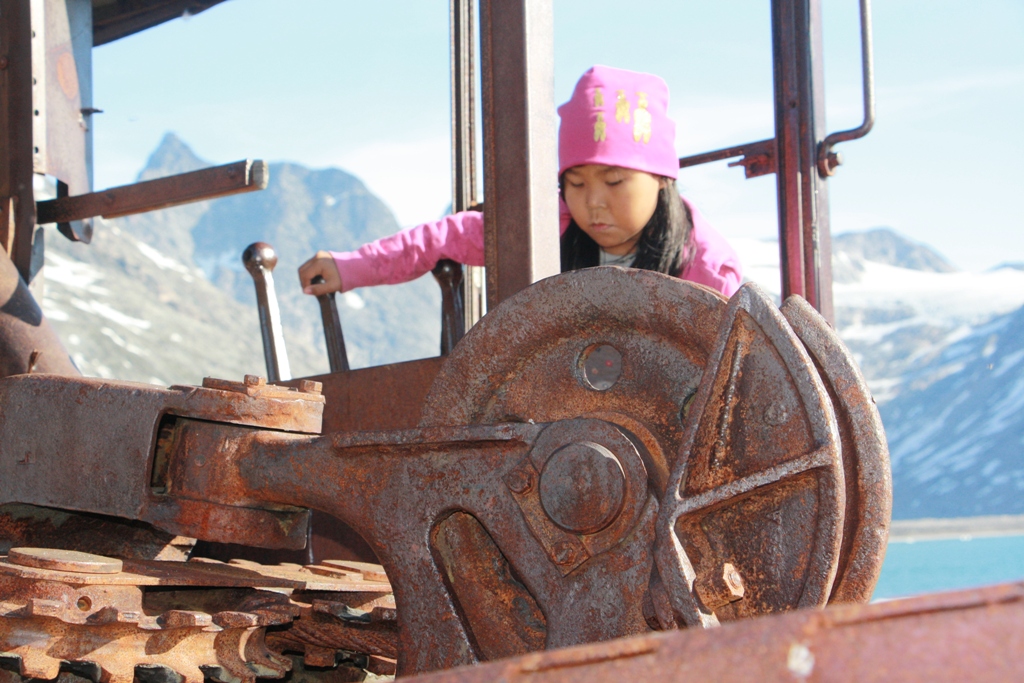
<box><xmin>2</xmin><ymin>267</ymin><xmax>891</xmax><ymax>679</ymax></box>
<box><xmin>0</xmin><ymin>0</ymin><xmax>1021</xmax><ymax>682</ymax></box>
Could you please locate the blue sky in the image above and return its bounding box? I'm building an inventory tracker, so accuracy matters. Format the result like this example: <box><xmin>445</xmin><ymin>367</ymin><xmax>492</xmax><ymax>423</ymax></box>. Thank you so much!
<box><xmin>92</xmin><ymin>0</ymin><xmax>1023</xmax><ymax>271</ymax></box>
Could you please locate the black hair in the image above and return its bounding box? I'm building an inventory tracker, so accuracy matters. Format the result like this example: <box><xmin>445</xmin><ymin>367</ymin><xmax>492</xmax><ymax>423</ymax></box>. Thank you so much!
<box><xmin>559</xmin><ymin>178</ymin><xmax>695</xmax><ymax>275</ymax></box>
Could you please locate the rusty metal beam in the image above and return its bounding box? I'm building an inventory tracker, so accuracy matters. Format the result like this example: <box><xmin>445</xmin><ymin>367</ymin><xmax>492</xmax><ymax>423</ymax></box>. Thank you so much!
<box><xmin>771</xmin><ymin>0</ymin><xmax>834</xmax><ymax>321</ymax></box>
<box><xmin>399</xmin><ymin>582</ymin><xmax>1024</xmax><ymax>683</ymax></box>
<box><xmin>479</xmin><ymin>0</ymin><xmax>559</xmax><ymax>309</ymax></box>
<box><xmin>35</xmin><ymin>159</ymin><xmax>268</xmax><ymax>224</ymax></box>
<box><xmin>0</xmin><ymin>0</ymin><xmax>39</xmax><ymax>282</ymax></box>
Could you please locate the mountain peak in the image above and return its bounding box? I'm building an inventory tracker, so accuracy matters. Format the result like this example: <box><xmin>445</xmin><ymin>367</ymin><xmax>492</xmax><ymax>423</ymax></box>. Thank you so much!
<box><xmin>137</xmin><ymin>132</ymin><xmax>210</xmax><ymax>181</ymax></box>
<box><xmin>833</xmin><ymin>227</ymin><xmax>957</xmax><ymax>273</ymax></box>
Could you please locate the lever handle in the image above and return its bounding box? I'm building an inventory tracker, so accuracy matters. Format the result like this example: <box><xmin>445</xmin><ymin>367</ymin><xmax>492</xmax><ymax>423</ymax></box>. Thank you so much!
<box><xmin>312</xmin><ymin>275</ymin><xmax>350</xmax><ymax>373</ymax></box>
<box><xmin>432</xmin><ymin>259</ymin><xmax>466</xmax><ymax>355</ymax></box>
<box><xmin>242</xmin><ymin>242</ymin><xmax>292</xmax><ymax>382</ymax></box>
<box><xmin>817</xmin><ymin>0</ymin><xmax>875</xmax><ymax>177</ymax></box>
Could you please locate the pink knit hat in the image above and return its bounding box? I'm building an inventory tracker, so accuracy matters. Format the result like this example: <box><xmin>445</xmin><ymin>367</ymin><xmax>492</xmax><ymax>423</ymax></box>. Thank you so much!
<box><xmin>558</xmin><ymin>65</ymin><xmax>678</xmax><ymax>179</ymax></box>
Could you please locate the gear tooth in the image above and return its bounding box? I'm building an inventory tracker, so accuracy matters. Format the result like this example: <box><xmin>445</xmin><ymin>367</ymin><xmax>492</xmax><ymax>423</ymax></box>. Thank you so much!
<box><xmin>200</xmin><ymin>665</ymin><xmax>251</xmax><ymax>683</ymax></box>
<box><xmin>134</xmin><ymin>664</ymin><xmax>184</xmax><ymax>683</ymax></box>
<box><xmin>18</xmin><ymin>650</ymin><xmax>62</xmax><ymax>680</ymax></box>
<box><xmin>63</xmin><ymin>660</ymin><xmax>103</xmax><ymax>682</ymax></box>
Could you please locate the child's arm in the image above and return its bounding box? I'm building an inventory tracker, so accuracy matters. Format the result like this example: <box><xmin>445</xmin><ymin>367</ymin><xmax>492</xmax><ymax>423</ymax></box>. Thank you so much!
<box><xmin>300</xmin><ymin>211</ymin><xmax>485</xmax><ymax>294</ymax></box>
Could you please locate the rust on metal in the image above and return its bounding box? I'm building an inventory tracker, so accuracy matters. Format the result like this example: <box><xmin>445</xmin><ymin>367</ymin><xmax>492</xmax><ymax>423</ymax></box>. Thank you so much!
<box><xmin>399</xmin><ymin>583</ymin><xmax>1024</xmax><ymax>683</ymax></box>
<box><xmin>479</xmin><ymin>0</ymin><xmax>560</xmax><ymax>309</ymax></box>
<box><xmin>7</xmin><ymin>548</ymin><xmax>123</xmax><ymax>574</ymax></box>
<box><xmin>242</xmin><ymin>242</ymin><xmax>292</xmax><ymax>382</ymax></box>
<box><xmin>781</xmin><ymin>295</ymin><xmax>891</xmax><ymax>603</ymax></box>
<box><xmin>284</xmin><ymin>356</ymin><xmax>444</xmax><ymax>433</ymax></box>
<box><xmin>35</xmin><ymin>160</ymin><xmax>269</xmax><ymax>224</ymax></box>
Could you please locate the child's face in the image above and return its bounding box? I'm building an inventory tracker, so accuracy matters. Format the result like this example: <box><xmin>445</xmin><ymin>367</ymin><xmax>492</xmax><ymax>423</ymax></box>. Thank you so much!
<box><xmin>562</xmin><ymin>165</ymin><xmax>665</xmax><ymax>256</ymax></box>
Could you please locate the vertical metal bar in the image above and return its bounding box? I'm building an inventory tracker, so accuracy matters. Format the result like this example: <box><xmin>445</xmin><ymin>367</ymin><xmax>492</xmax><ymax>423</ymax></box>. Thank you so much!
<box><xmin>805</xmin><ymin>0</ymin><xmax>834</xmax><ymax>320</ymax></box>
<box><xmin>0</xmin><ymin>0</ymin><xmax>39</xmax><ymax>281</ymax></box>
<box><xmin>479</xmin><ymin>0</ymin><xmax>559</xmax><ymax>310</ymax></box>
<box><xmin>449</xmin><ymin>0</ymin><xmax>484</xmax><ymax>332</ymax></box>
<box><xmin>312</xmin><ymin>276</ymin><xmax>349</xmax><ymax>373</ymax></box>
<box><xmin>771</xmin><ymin>0</ymin><xmax>806</xmax><ymax>303</ymax></box>
<box><xmin>242</xmin><ymin>242</ymin><xmax>292</xmax><ymax>383</ymax></box>
<box><xmin>451</xmin><ymin>0</ymin><xmax>477</xmax><ymax>214</ymax></box>
<box><xmin>771</xmin><ymin>0</ymin><xmax>833</xmax><ymax>323</ymax></box>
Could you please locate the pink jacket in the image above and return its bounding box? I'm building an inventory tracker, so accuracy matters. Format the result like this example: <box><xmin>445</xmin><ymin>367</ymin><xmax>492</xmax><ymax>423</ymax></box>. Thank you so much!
<box><xmin>331</xmin><ymin>197</ymin><xmax>742</xmax><ymax>297</ymax></box>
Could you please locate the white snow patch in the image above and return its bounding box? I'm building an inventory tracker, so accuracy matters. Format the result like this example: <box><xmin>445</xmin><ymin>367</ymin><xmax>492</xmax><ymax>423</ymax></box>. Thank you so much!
<box><xmin>43</xmin><ymin>305</ymin><xmax>69</xmax><ymax>321</ymax></box>
<box><xmin>992</xmin><ymin>349</ymin><xmax>1024</xmax><ymax>379</ymax></box>
<box><xmin>69</xmin><ymin>297</ymin><xmax>151</xmax><ymax>331</ymax></box>
<box><xmin>100</xmin><ymin>327</ymin><xmax>149</xmax><ymax>357</ymax></box>
<box><xmin>135</xmin><ymin>241</ymin><xmax>195</xmax><ymax>280</ymax></box>
<box><xmin>43</xmin><ymin>252</ymin><xmax>108</xmax><ymax>294</ymax></box>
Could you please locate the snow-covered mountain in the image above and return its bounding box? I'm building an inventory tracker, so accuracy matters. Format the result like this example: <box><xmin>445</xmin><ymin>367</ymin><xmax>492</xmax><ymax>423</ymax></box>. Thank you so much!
<box><xmin>40</xmin><ymin>134</ymin><xmax>441</xmax><ymax>385</ymax></box>
<box><xmin>735</xmin><ymin>231</ymin><xmax>1024</xmax><ymax>518</ymax></box>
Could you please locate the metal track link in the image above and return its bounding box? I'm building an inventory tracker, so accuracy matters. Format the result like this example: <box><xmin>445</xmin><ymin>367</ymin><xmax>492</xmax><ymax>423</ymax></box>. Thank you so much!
<box><xmin>0</xmin><ymin>550</ymin><xmax>397</xmax><ymax>683</ymax></box>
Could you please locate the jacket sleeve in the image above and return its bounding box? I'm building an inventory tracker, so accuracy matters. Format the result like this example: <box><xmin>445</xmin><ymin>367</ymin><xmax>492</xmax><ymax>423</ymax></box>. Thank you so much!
<box><xmin>679</xmin><ymin>198</ymin><xmax>744</xmax><ymax>298</ymax></box>
<box><xmin>330</xmin><ymin>211</ymin><xmax>485</xmax><ymax>292</ymax></box>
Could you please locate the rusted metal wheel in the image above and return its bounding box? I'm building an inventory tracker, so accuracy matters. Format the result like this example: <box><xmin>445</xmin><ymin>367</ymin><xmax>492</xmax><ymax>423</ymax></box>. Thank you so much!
<box><xmin>780</xmin><ymin>295</ymin><xmax>892</xmax><ymax>604</ymax></box>
<box><xmin>653</xmin><ymin>283</ymin><xmax>845</xmax><ymax>628</ymax></box>
<box><xmin>422</xmin><ymin>266</ymin><xmax>729</xmax><ymax>491</ymax></box>
<box><xmin>419</xmin><ymin>270</ymin><xmax>884</xmax><ymax>651</ymax></box>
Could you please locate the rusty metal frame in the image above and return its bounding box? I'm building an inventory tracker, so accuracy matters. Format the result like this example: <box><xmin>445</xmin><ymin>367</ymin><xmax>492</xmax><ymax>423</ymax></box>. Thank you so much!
<box><xmin>36</xmin><ymin>160</ymin><xmax>269</xmax><ymax>224</ymax></box>
<box><xmin>479</xmin><ymin>0</ymin><xmax>559</xmax><ymax>310</ymax></box>
<box><xmin>0</xmin><ymin>0</ymin><xmax>39</xmax><ymax>283</ymax></box>
<box><xmin>772</xmin><ymin>0</ymin><xmax>833</xmax><ymax>320</ymax></box>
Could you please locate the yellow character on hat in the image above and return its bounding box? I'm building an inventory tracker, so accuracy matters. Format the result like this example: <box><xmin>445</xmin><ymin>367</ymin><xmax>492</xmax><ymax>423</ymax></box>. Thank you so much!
<box><xmin>594</xmin><ymin>112</ymin><xmax>607</xmax><ymax>142</ymax></box>
<box><xmin>633</xmin><ymin>91</ymin><xmax>652</xmax><ymax>143</ymax></box>
<box><xmin>593</xmin><ymin>87</ymin><xmax>604</xmax><ymax>107</ymax></box>
<box><xmin>615</xmin><ymin>90</ymin><xmax>630</xmax><ymax>124</ymax></box>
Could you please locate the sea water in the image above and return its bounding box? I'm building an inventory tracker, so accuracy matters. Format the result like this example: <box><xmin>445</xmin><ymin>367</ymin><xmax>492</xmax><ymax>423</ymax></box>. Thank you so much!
<box><xmin>872</xmin><ymin>534</ymin><xmax>1024</xmax><ymax>600</ymax></box>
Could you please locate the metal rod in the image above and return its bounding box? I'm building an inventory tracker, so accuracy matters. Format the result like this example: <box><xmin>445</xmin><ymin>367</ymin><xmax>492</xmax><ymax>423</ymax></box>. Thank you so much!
<box><xmin>312</xmin><ymin>275</ymin><xmax>350</xmax><ymax>373</ymax></box>
<box><xmin>36</xmin><ymin>160</ymin><xmax>269</xmax><ymax>224</ymax></box>
<box><xmin>432</xmin><ymin>259</ymin><xmax>465</xmax><ymax>355</ymax></box>
<box><xmin>678</xmin><ymin>138</ymin><xmax>775</xmax><ymax>169</ymax></box>
<box><xmin>817</xmin><ymin>0</ymin><xmax>875</xmax><ymax>177</ymax></box>
<box><xmin>242</xmin><ymin>242</ymin><xmax>291</xmax><ymax>383</ymax></box>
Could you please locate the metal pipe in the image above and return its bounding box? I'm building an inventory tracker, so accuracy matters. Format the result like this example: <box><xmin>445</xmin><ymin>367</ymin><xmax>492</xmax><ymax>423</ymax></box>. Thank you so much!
<box><xmin>449</xmin><ymin>0</ymin><xmax>484</xmax><ymax>333</ymax></box>
<box><xmin>242</xmin><ymin>242</ymin><xmax>291</xmax><ymax>382</ymax></box>
<box><xmin>0</xmin><ymin>244</ymin><xmax>79</xmax><ymax>378</ymax></box>
<box><xmin>311</xmin><ymin>275</ymin><xmax>349</xmax><ymax>373</ymax></box>
<box><xmin>817</xmin><ymin>0</ymin><xmax>875</xmax><ymax>177</ymax></box>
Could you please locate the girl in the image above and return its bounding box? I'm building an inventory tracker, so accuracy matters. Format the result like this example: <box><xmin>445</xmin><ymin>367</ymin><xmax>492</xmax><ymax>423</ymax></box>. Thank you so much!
<box><xmin>299</xmin><ymin>65</ymin><xmax>742</xmax><ymax>298</ymax></box>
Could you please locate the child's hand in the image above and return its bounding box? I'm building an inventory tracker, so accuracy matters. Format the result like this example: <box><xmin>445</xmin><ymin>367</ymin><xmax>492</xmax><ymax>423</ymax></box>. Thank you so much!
<box><xmin>299</xmin><ymin>251</ymin><xmax>343</xmax><ymax>295</ymax></box>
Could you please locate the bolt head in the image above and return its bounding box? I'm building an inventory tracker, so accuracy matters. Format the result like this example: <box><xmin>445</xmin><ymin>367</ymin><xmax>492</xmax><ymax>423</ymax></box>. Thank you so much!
<box><xmin>506</xmin><ymin>467</ymin><xmax>534</xmax><ymax>494</ymax></box>
<box><xmin>298</xmin><ymin>379</ymin><xmax>323</xmax><ymax>394</ymax></box>
<box><xmin>552</xmin><ymin>541</ymin><xmax>577</xmax><ymax>566</ymax></box>
<box><xmin>244</xmin><ymin>374</ymin><xmax>267</xmax><ymax>387</ymax></box>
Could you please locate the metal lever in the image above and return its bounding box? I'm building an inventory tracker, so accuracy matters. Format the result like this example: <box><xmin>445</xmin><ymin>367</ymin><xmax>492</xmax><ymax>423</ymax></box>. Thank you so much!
<box><xmin>242</xmin><ymin>242</ymin><xmax>291</xmax><ymax>382</ymax></box>
<box><xmin>817</xmin><ymin>0</ymin><xmax>875</xmax><ymax>177</ymax></box>
<box><xmin>432</xmin><ymin>259</ymin><xmax>466</xmax><ymax>355</ymax></box>
<box><xmin>312</xmin><ymin>275</ymin><xmax>350</xmax><ymax>372</ymax></box>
